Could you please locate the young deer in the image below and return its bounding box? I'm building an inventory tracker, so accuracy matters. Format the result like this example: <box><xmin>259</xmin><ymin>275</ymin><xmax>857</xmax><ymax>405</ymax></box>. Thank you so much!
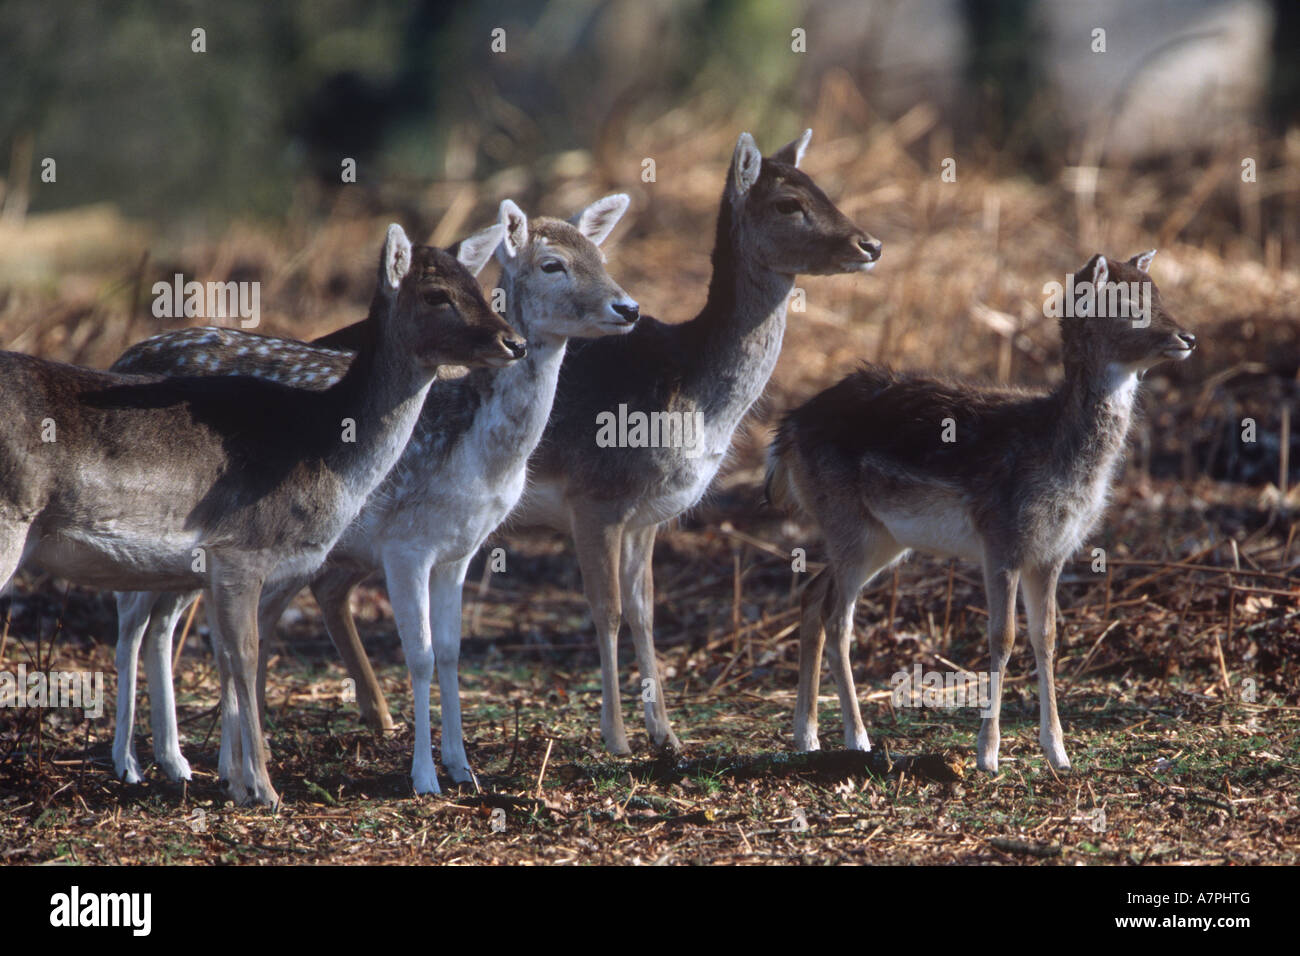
<box><xmin>111</xmin><ymin>197</ymin><xmax>638</xmax><ymax>793</ymax></box>
<box><xmin>508</xmin><ymin>130</ymin><xmax>882</xmax><ymax>755</ymax></box>
<box><xmin>0</xmin><ymin>222</ymin><xmax>522</xmax><ymax>806</ymax></box>
<box><xmin>766</xmin><ymin>251</ymin><xmax>1195</xmax><ymax>772</ymax></box>
<box><xmin>106</xmin><ymin>226</ymin><xmax>513</xmax><ymax>786</ymax></box>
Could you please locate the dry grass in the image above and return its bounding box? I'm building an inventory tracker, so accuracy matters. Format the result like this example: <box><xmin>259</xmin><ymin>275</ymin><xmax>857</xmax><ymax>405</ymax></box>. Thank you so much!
<box><xmin>0</xmin><ymin>88</ymin><xmax>1296</xmax><ymax>864</ymax></box>
<box><xmin>1</xmin><ymin>499</ymin><xmax>1296</xmax><ymax>865</ymax></box>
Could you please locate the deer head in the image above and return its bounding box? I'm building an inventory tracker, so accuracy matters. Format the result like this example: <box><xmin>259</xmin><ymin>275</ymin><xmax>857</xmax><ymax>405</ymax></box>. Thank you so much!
<box><xmin>727</xmin><ymin>130</ymin><xmax>882</xmax><ymax>277</ymax></box>
<box><xmin>1062</xmin><ymin>251</ymin><xmax>1196</xmax><ymax>377</ymax></box>
<box><xmin>381</xmin><ymin>223</ymin><xmax>525</xmax><ymax>368</ymax></box>
<box><xmin>495</xmin><ymin>195</ymin><xmax>640</xmax><ymax>340</ymax></box>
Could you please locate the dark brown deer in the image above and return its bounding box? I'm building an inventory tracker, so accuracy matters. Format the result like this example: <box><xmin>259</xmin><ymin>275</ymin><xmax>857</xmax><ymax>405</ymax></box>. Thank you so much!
<box><xmin>766</xmin><ymin>251</ymin><xmax>1195</xmax><ymax>772</ymax></box>
<box><xmin>0</xmin><ymin>223</ymin><xmax>521</xmax><ymax>804</ymax></box>
<box><xmin>508</xmin><ymin>130</ymin><xmax>882</xmax><ymax>755</ymax></box>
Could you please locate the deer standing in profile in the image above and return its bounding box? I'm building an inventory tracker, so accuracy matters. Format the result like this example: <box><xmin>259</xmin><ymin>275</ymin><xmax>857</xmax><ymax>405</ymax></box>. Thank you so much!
<box><xmin>111</xmin><ymin>197</ymin><xmax>638</xmax><ymax>793</ymax></box>
<box><xmin>0</xmin><ymin>221</ymin><xmax>522</xmax><ymax>805</ymax></box>
<box><xmin>508</xmin><ymin>130</ymin><xmax>882</xmax><ymax>755</ymax></box>
<box><xmin>766</xmin><ymin>252</ymin><xmax>1195</xmax><ymax>772</ymax></box>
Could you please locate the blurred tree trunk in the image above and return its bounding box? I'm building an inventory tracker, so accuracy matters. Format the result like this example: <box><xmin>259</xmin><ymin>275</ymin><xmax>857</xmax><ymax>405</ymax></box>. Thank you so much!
<box><xmin>959</xmin><ymin>0</ymin><xmax>1060</xmax><ymax>176</ymax></box>
<box><xmin>1268</xmin><ymin>0</ymin><xmax>1300</xmax><ymax>132</ymax></box>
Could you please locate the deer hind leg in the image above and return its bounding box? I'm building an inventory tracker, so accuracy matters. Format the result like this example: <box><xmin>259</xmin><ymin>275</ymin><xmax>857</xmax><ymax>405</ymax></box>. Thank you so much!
<box><xmin>311</xmin><ymin>565</ymin><xmax>392</xmax><ymax>733</ymax></box>
<box><xmin>0</xmin><ymin>519</ymin><xmax>32</xmax><ymax>595</ymax></box>
<box><xmin>977</xmin><ymin>560</ymin><xmax>1020</xmax><ymax>773</ymax></box>
<box><xmin>620</xmin><ymin>523</ymin><xmax>680</xmax><ymax>754</ymax></box>
<box><xmin>430</xmin><ymin>556</ymin><xmax>474</xmax><ymax>786</ymax></box>
<box><xmin>572</xmin><ymin>508</ymin><xmax>629</xmax><ymax>755</ymax></box>
<box><xmin>208</xmin><ymin>566</ymin><xmax>278</xmax><ymax>807</ymax></box>
<box><xmin>253</xmin><ymin>578</ymin><xmax>302</xmax><ymax>727</ymax></box>
<box><xmin>822</xmin><ymin>526</ymin><xmax>904</xmax><ymax>751</ymax></box>
<box><xmin>112</xmin><ymin>591</ymin><xmax>153</xmax><ymax>783</ymax></box>
<box><xmin>383</xmin><ymin>550</ymin><xmax>440</xmax><ymax>794</ymax></box>
<box><xmin>1023</xmin><ymin>563</ymin><xmax>1070</xmax><ymax>771</ymax></box>
<box><xmin>794</xmin><ymin>568</ymin><xmax>832</xmax><ymax>751</ymax></box>
<box><xmin>141</xmin><ymin>591</ymin><xmax>199</xmax><ymax>782</ymax></box>
<box><xmin>0</xmin><ymin>520</ymin><xmax>33</xmax><ymax>655</ymax></box>
<box><xmin>214</xmin><ymin>620</ymin><xmax>239</xmax><ymax>785</ymax></box>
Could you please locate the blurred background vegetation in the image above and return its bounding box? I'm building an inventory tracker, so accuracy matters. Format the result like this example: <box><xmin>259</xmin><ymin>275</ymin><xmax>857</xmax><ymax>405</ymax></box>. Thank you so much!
<box><xmin>3</xmin><ymin>0</ymin><xmax>1297</xmax><ymax>223</ymax></box>
<box><xmin>0</xmin><ymin>0</ymin><xmax>817</xmax><ymax>222</ymax></box>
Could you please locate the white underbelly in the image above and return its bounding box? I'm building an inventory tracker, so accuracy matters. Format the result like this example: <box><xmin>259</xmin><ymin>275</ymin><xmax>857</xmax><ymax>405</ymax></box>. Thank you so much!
<box><xmin>511</xmin><ymin>479</ymin><xmax>568</xmax><ymax>531</ymax></box>
<box><xmin>875</xmin><ymin>498</ymin><xmax>983</xmax><ymax>563</ymax></box>
<box><xmin>266</xmin><ymin>545</ymin><xmax>334</xmax><ymax>588</ymax></box>
<box><xmin>341</xmin><ymin>463</ymin><xmax>528</xmax><ymax>569</ymax></box>
<box><xmin>31</xmin><ymin>526</ymin><xmax>208</xmax><ymax>591</ymax></box>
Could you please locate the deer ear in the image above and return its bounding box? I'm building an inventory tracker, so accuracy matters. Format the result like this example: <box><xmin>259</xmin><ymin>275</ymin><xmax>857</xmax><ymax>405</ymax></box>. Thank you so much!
<box><xmin>496</xmin><ymin>199</ymin><xmax>528</xmax><ymax>262</ymax></box>
<box><xmin>1085</xmin><ymin>253</ymin><xmax>1108</xmax><ymax>288</ymax></box>
<box><xmin>732</xmin><ymin>132</ymin><xmax>762</xmax><ymax>197</ymax></box>
<box><xmin>769</xmin><ymin>128</ymin><xmax>812</xmax><ymax>168</ymax></box>
<box><xmin>1128</xmin><ymin>249</ymin><xmax>1156</xmax><ymax>273</ymax></box>
<box><xmin>382</xmin><ymin>224</ymin><xmax>412</xmax><ymax>291</ymax></box>
<box><xmin>572</xmin><ymin>194</ymin><xmax>630</xmax><ymax>247</ymax></box>
<box><xmin>452</xmin><ymin>223</ymin><xmax>504</xmax><ymax>277</ymax></box>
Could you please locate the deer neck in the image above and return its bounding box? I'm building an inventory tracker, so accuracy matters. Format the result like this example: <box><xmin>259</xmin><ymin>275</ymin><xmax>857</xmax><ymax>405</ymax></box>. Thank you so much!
<box><xmin>490</xmin><ymin>284</ymin><xmax>569</xmax><ymax>459</ymax></box>
<box><xmin>428</xmin><ymin>281</ymin><xmax>567</xmax><ymax>477</ymax></box>
<box><xmin>1052</xmin><ymin>353</ymin><xmax>1140</xmax><ymax>486</ymax></box>
<box><xmin>687</xmin><ymin>194</ymin><xmax>795</xmax><ymax>419</ymax></box>
<box><xmin>326</xmin><ymin>295</ymin><xmax>436</xmax><ymax>491</ymax></box>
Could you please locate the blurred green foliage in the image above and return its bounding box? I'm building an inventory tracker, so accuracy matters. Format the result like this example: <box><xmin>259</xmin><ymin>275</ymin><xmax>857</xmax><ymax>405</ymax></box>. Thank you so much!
<box><xmin>4</xmin><ymin>0</ymin><xmax>1293</xmax><ymax>226</ymax></box>
<box><xmin>0</xmin><ymin>0</ymin><xmax>813</xmax><ymax>223</ymax></box>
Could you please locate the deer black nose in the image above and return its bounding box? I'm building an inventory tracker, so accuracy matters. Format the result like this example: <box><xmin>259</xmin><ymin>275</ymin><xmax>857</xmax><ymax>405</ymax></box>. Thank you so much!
<box><xmin>1178</xmin><ymin>332</ymin><xmax>1196</xmax><ymax>350</ymax></box>
<box><xmin>505</xmin><ymin>337</ymin><xmax>527</xmax><ymax>358</ymax></box>
<box><xmin>857</xmin><ymin>236</ymin><xmax>882</xmax><ymax>261</ymax></box>
<box><xmin>612</xmin><ymin>302</ymin><xmax>639</xmax><ymax>324</ymax></box>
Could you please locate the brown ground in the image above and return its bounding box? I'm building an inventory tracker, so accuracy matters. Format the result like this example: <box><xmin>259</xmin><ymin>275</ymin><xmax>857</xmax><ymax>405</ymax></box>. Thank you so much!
<box><xmin>0</xmin><ymin>97</ymin><xmax>1296</xmax><ymax>864</ymax></box>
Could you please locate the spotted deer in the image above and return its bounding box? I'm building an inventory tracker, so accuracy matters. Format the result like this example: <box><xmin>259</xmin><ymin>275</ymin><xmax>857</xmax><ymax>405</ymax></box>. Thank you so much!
<box><xmin>107</xmin><ymin>224</ymin><xmax>514</xmax><ymax>786</ymax></box>
<box><xmin>0</xmin><ymin>221</ymin><xmax>522</xmax><ymax>806</ymax></box>
<box><xmin>508</xmin><ymin>130</ymin><xmax>882</xmax><ymax>755</ymax></box>
<box><xmin>766</xmin><ymin>252</ymin><xmax>1195</xmax><ymax>772</ymax></box>
<box><xmin>111</xmin><ymin>197</ymin><xmax>639</xmax><ymax>793</ymax></box>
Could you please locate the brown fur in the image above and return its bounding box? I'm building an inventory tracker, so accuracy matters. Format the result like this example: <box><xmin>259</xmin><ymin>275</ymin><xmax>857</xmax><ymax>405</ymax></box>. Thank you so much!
<box><xmin>769</xmin><ymin>251</ymin><xmax>1195</xmax><ymax>770</ymax></box>
<box><xmin>508</xmin><ymin>130</ymin><xmax>882</xmax><ymax>756</ymax></box>
<box><xmin>0</xmin><ymin>227</ymin><xmax>521</xmax><ymax>804</ymax></box>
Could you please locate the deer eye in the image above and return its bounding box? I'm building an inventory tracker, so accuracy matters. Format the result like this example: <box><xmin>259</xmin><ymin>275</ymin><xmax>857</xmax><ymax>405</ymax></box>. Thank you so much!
<box><xmin>775</xmin><ymin>198</ymin><xmax>803</xmax><ymax>215</ymax></box>
<box><xmin>423</xmin><ymin>289</ymin><xmax>451</xmax><ymax>306</ymax></box>
<box><xmin>540</xmin><ymin>260</ymin><xmax>566</xmax><ymax>274</ymax></box>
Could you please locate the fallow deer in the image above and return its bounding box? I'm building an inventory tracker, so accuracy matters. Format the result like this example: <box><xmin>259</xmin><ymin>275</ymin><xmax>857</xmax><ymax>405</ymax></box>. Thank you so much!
<box><xmin>507</xmin><ymin>130</ymin><xmax>882</xmax><ymax>755</ymax></box>
<box><xmin>111</xmin><ymin>197</ymin><xmax>639</xmax><ymax>793</ymax></box>
<box><xmin>107</xmin><ymin>225</ymin><xmax>514</xmax><ymax>785</ymax></box>
<box><xmin>766</xmin><ymin>251</ymin><xmax>1195</xmax><ymax>772</ymax></box>
<box><xmin>0</xmin><ymin>222</ymin><xmax>521</xmax><ymax>805</ymax></box>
